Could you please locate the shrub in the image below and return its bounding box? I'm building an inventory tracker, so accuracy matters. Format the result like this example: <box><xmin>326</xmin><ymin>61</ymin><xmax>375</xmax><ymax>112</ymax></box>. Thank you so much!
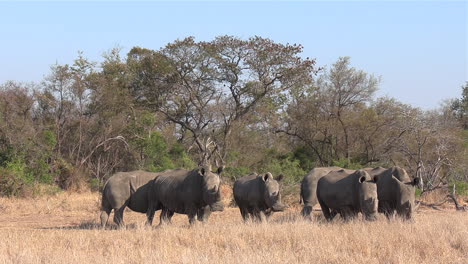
<box><xmin>449</xmin><ymin>181</ymin><xmax>468</xmax><ymax>196</ymax></box>
<box><xmin>332</xmin><ymin>158</ymin><xmax>365</xmax><ymax>170</ymax></box>
<box><xmin>0</xmin><ymin>158</ymin><xmax>34</xmax><ymax>197</ymax></box>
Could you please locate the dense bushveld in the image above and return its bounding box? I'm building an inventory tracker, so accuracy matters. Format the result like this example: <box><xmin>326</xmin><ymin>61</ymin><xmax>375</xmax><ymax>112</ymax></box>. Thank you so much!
<box><xmin>0</xmin><ymin>36</ymin><xmax>467</xmax><ymax>199</ymax></box>
<box><xmin>0</xmin><ymin>191</ymin><xmax>466</xmax><ymax>264</ymax></box>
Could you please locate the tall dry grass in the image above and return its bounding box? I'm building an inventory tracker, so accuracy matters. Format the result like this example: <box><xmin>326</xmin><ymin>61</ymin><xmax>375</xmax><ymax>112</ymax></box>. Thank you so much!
<box><xmin>0</xmin><ymin>192</ymin><xmax>466</xmax><ymax>264</ymax></box>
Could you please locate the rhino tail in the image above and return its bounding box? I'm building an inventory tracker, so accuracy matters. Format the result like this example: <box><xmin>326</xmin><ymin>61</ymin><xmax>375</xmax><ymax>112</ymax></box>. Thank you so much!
<box><xmin>299</xmin><ymin>194</ymin><xmax>303</xmax><ymax>204</ymax></box>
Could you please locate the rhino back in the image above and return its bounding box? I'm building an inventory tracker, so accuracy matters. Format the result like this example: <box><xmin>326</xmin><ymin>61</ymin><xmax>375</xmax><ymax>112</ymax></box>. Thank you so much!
<box><xmin>127</xmin><ymin>171</ymin><xmax>160</xmax><ymax>213</ymax></box>
<box><xmin>373</xmin><ymin>167</ymin><xmax>414</xmax><ymax>207</ymax></box>
<box><xmin>153</xmin><ymin>169</ymin><xmax>203</xmax><ymax>214</ymax></box>
<box><xmin>317</xmin><ymin>170</ymin><xmax>359</xmax><ymax>210</ymax></box>
<box><xmin>102</xmin><ymin>171</ymin><xmax>159</xmax><ymax>212</ymax></box>
<box><xmin>368</xmin><ymin>167</ymin><xmax>399</xmax><ymax>204</ymax></box>
<box><xmin>234</xmin><ymin>174</ymin><xmax>264</xmax><ymax>208</ymax></box>
<box><xmin>102</xmin><ymin>172</ymin><xmax>132</xmax><ymax>209</ymax></box>
<box><xmin>301</xmin><ymin>167</ymin><xmax>344</xmax><ymax>206</ymax></box>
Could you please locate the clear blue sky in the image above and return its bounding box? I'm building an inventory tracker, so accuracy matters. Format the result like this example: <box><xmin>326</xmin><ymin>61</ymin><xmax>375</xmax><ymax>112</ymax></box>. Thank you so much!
<box><xmin>0</xmin><ymin>1</ymin><xmax>466</xmax><ymax>109</ymax></box>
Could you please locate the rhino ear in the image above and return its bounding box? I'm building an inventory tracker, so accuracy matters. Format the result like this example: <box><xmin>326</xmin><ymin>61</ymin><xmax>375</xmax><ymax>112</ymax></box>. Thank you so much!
<box><xmin>217</xmin><ymin>166</ymin><xmax>224</xmax><ymax>175</ymax></box>
<box><xmin>275</xmin><ymin>174</ymin><xmax>284</xmax><ymax>182</ymax></box>
<box><xmin>262</xmin><ymin>173</ymin><xmax>272</xmax><ymax>182</ymax></box>
<box><xmin>198</xmin><ymin>168</ymin><xmax>206</xmax><ymax>176</ymax></box>
<box><xmin>359</xmin><ymin>175</ymin><xmax>367</xmax><ymax>184</ymax></box>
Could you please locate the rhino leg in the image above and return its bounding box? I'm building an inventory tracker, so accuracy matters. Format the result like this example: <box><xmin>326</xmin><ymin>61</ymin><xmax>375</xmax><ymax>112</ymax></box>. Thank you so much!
<box><xmin>252</xmin><ymin>208</ymin><xmax>267</xmax><ymax>223</ymax></box>
<box><xmin>159</xmin><ymin>207</ymin><xmax>174</xmax><ymax>226</ymax></box>
<box><xmin>264</xmin><ymin>208</ymin><xmax>273</xmax><ymax>219</ymax></box>
<box><xmin>258</xmin><ymin>211</ymin><xmax>267</xmax><ymax>223</ymax></box>
<box><xmin>339</xmin><ymin>207</ymin><xmax>358</xmax><ymax>222</ymax></box>
<box><xmin>100</xmin><ymin>197</ymin><xmax>112</xmax><ymax>229</ymax></box>
<box><xmin>113</xmin><ymin>205</ymin><xmax>126</xmax><ymax>228</ymax></box>
<box><xmin>378</xmin><ymin>201</ymin><xmax>395</xmax><ymax>219</ymax></box>
<box><xmin>197</xmin><ymin>206</ymin><xmax>211</xmax><ymax>223</ymax></box>
<box><xmin>100</xmin><ymin>208</ymin><xmax>112</xmax><ymax>229</ymax></box>
<box><xmin>188</xmin><ymin>210</ymin><xmax>197</xmax><ymax>225</ymax></box>
<box><xmin>318</xmin><ymin>199</ymin><xmax>334</xmax><ymax>221</ymax></box>
<box><xmin>239</xmin><ymin>206</ymin><xmax>250</xmax><ymax>222</ymax></box>
<box><xmin>301</xmin><ymin>205</ymin><xmax>313</xmax><ymax>220</ymax></box>
<box><xmin>146</xmin><ymin>205</ymin><xmax>156</xmax><ymax>226</ymax></box>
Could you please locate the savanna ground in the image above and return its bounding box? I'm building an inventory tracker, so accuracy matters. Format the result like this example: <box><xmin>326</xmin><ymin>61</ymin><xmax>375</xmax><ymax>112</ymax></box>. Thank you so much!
<box><xmin>0</xmin><ymin>187</ymin><xmax>466</xmax><ymax>264</ymax></box>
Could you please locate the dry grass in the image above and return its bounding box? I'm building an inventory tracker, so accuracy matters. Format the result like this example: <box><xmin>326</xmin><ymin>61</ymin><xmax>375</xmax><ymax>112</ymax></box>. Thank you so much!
<box><xmin>0</xmin><ymin>192</ymin><xmax>467</xmax><ymax>264</ymax></box>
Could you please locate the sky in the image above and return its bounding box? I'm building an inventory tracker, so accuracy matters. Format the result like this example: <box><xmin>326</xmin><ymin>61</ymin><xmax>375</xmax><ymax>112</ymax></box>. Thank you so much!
<box><xmin>0</xmin><ymin>1</ymin><xmax>466</xmax><ymax>109</ymax></box>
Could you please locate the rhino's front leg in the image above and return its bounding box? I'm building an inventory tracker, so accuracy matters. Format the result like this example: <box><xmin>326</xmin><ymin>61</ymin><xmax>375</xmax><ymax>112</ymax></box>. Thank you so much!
<box><xmin>239</xmin><ymin>206</ymin><xmax>250</xmax><ymax>222</ymax></box>
<box><xmin>197</xmin><ymin>206</ymin><xmax>211</xmax><ymax>223</ymax></box>
<box><xmin>188</xmin><ymin>210</ymin><xmax>197</xmax><ymax>225</ymax></box>
<box><xmin>252</xmin><ymin>207</ymin><xmax>267</xmax><ymax>223</ymax></box>
<box><xmin>258</xmin><ymin>210</ymin><xmax>267</xmax><ymax>223</ymax></box>
<box><xmin>159</xmin><ymin>207</ymin><xmax>173</xmax><ymax>226</ymax></box>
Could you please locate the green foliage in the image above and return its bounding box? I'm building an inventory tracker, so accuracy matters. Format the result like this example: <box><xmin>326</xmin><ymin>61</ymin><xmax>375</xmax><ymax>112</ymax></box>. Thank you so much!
<box><xmin>415</xmin><ymin>188</ymin><xmax>423</xmax><ymax>197</ymax></box>
<box><xmin>141</xmin><ymin>132</ymin><xmax>195</xmax><ymax>172</ymax></box>
<box><xmin>293</xmin><ymin>146</ymin><xmax>317</xmax><ymax>171</ymax></box>
<box><xmin>143</xmin><ymin>132</ymin><xmax>175</xmax><ymax>172</ymax></box>
<box><xmin>0</xmin><ymin>157</ymin><xmax>34</xmax><ymax>197</ymax></box>
<box><xmin>258</xmin><ymin>149</ymin><xmax>307</xmax><ymax>184</ymax></box>
<box><xmin>89</xmin><ymin>178</ymin><xmax>101</xmax><ymax>192</ymax></box>
<box><xmin>222</xmin><ymin>166</ymin><xmax>251</xmax><ymax>181</ymax></box>
<box><xmin>168</xmin><ymin>143</ymin><xmax>196</xmax><ymax>169</ymax></box>
<box><xmin>449</xmin><ymin>181</ymin><xmax>468</xmax><ymax>196</ymax></box>
<box><xmin>42</xmin><ymin>130</ymin><xmax>57</xmax><ymax>148</ymax></box>
<box><xmin>332</xmin><ymin>158</ymin><xmax>365</xmax><ymax>170</ymax></box>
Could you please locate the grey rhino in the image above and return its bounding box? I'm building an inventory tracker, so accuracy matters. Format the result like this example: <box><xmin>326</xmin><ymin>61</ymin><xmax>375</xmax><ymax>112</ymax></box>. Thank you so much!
<box><xmin>365</xmin><ymin>167</ymin><xmax>420</xmax><ymax>220</ymax></box>
<box><xmin>317</xmin><ymin>169</ymin><xmax>378</xmax><ymax>221</ymax></box>
<box><xmin>300</xmin><ymin>167</ymin><xmax>349</xmax><ymax>219</ymax></box>
<box><xmin>233</xmin><ymin>172</ymin><xmax>288</xmax><ymax>222</ymax></box>
<box><xmin>100</xmin><ymin>170</ymin><xmax>160</xmax><ymax>228</ymax></box>
<box><xmin>147</xmin><ymin>165</ymin><xmax>224</xmax><ymax>225</ymax></box>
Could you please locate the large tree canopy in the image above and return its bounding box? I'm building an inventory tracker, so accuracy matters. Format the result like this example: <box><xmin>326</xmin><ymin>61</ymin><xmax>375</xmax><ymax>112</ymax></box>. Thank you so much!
<box><xmin>127</xmin><ymin>36</ymin><xmax>318</xmax><ymax>165</ymax></box>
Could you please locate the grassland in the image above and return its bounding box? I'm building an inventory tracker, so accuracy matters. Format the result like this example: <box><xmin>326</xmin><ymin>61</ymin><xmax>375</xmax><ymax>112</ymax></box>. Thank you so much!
<box><xmin>0</xmin><ymin>191</ymin><xmax>466</xmax><ymax>264</ymax></box>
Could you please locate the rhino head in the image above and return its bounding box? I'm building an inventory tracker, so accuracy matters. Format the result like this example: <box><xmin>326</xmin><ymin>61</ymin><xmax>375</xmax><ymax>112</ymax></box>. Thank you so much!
<box><xmin>199</xmin><ymin>165</ymin><xmax>224</xmax><ymax>212</ymax></box>
<box><xmin>357</xmin><ymin>170</ymin><xmax>379</xmax><ymax>221</ymax></box>
<box><xmin>392</xmin><ymin>175</ymin><xmax>420</xmax><ymax>220</ymax></box>
<box><xmin>261</xmin><ymin>173</ymin><xmax>288</xmax><ymax>212</ymax></box>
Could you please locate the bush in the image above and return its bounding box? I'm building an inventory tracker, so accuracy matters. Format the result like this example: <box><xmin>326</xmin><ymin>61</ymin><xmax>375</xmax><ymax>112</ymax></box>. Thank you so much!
<box><xmin>0</xmin><ymin>158</ymin><xmax>34</xmax><ymax>197</ymax></box>
<box><xmin>332</xmin><ymin>158</ymin><xmax>365</xmax><ymax>170</ymax></box>
<box><xmin>222</xmin><ymin>166</ymin><xmax>251</xmax><ymax>182</ymax></box>
<box><xmin>449</xmin><ymin>181</ymin><xmax>468</xmax><ymax>196</ymax></box>
<box><xmin>257</xmin><ymin>149</ymin><xmax>307</xmax><ymax>184</ymax></box>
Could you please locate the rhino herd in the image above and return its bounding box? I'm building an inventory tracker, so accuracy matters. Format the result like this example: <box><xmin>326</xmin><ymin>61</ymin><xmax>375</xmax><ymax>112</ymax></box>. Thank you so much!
<box><xmin>100</xmin><ymin>165</ymin><xmax>420</xmax><ymax>228</ymax></box>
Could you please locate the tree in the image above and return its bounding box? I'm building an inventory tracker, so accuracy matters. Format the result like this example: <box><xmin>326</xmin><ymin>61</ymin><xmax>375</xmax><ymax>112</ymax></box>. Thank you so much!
<box><xmin>278</xmin><ymin>57</ymin><xmax>379</xmax><ymax>166</ymax></box>
<box><xmin>451</xmin><ymin>82</ymin><xmax>468</xmax><ymax>129</ymax></box>
<box><xmin>128</xmin><ymin>36</ymin><xmax>317</xmax><ymax>165</ymax></box>
<box><xmin>317</xmin><ymin>57</ymin><xmax>379</xmax><ymax>162</ymax></box>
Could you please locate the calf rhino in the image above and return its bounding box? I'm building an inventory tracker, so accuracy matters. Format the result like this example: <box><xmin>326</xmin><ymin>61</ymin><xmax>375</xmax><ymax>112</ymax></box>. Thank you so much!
<box><xmin>233</xmin><ymin>172</ymin><xmax>288</xmax><ymax>222</ymax></box>
<box><xmin>317</xmin><ymin>169</ymin><xmax>378</xmax><ymax>221</ymax></box>
<box><xmin>300</xmin><ymin>167</ymin><xmax>349</xmax><ymax>219</ymax></box>
<box><xmin>365</xmin><ymin>167</ymin><xmax>420</xmax><ymax>220</ymax></box>
<box><xmin>100</xmin><ymin>170</ymin><xmax>159</xmax><ymax>228</ymax></box>
<box><xmin>147</xmin><ymin>165</ymin><xmax>224</xmax><ymax>225</ymax></box>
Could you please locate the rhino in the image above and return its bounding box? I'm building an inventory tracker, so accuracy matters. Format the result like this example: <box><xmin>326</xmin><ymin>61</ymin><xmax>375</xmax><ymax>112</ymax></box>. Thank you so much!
<box><xmin>100</xmin><ymin>170</ymin><xmax>160</xmax><ymax>228</ymax></box>
<box><xmin>233</xmin><ymin>172</ymin><xmax>288</xmax><ymax>222</ymax></box>
<box><xmin>300</xmin><ymin>167</ymin><xmax>348</xmax><ymax>219</ymax></box>
<box><xmin>146</xmin><ymin>165</ymin><xmax>224</xmax><ymax>225</ymax></box>
<box><xmin>317</xmin><ymin>169</ymin><xmax>379</xmax><ymax>221</ymax></box>
<box><xmin>365</xmin><ymin>166</ymin><xmax>420</xmax><ymax>220</ymax></box>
